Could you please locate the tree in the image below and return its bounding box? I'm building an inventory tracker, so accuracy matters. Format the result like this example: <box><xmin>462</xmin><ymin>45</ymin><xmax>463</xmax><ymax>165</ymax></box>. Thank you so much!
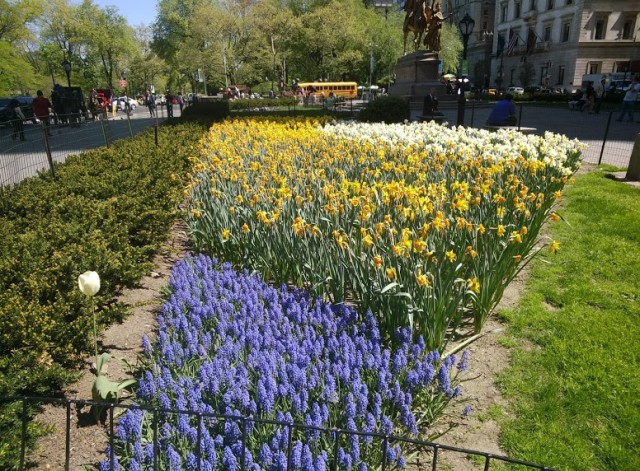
<box><xmin>0</xmin><ymin>0</ymin><xmax>44</xmax><ymax>95</ymax></box>
<box><xmin>518</xmin><ymin>61</ymin><xmax>535</xmax><ymax>88</ymax></box>
<box><xmin>438</xmin><ymin>22</ymin><xmax>463</xmax><ymax>75</ymax></box>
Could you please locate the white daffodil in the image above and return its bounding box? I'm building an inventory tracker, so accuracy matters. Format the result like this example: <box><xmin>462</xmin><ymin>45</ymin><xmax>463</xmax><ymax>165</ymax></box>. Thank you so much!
<box><xmin>78</xmin><ymin>271</ymin><xmax>101</xmax><ymax>297</ymax></box>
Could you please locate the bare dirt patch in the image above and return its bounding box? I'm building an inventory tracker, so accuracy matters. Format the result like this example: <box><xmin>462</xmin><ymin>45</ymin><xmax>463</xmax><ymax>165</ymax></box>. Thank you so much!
<box><xmin>30</xmin><ymin>224</ymin><xmax>189</xmax><ymax>470</ymax></box>
<box><xmin>29</xmin><ymin>226</ymin><xmax>532</xmax><ymax>470</ymax></box>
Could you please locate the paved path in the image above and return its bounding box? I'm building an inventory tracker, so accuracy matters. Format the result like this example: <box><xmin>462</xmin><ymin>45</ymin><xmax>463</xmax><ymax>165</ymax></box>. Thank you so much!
<box><xmin>0</xmin><ymin>106</ymin><xmax>181</xmax><ymax>187</ymax></box>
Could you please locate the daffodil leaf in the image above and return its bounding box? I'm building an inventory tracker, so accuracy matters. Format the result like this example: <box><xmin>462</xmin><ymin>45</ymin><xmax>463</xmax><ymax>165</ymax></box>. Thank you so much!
<box><xmin>380</xmin><ymin>282</ymin><xmax>398</xmax><ymax>294</ymax></box>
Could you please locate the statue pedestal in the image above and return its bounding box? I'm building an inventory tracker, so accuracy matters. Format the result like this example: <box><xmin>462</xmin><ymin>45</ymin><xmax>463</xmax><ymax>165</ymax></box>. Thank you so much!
<box><xmin>388</xmin><ymin>51</ymin><xmax>443</xmax><ymax>97</ymax></box>
<box><xmin>388</xmin><ymin>51</ymin><xmax>456</xmax><ymax>111</ymax></box>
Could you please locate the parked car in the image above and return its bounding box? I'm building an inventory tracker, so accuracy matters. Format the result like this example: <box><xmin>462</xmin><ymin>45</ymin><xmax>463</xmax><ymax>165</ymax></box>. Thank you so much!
<box><xmin>0</xmin><ymin>96</ymin><xmax>38</xmax><ymax>125</ymax></box>
<box><xmin>506</xmin><ymin>86</ymin><xmax>525</xmax><ymax>95</ymax></box>
<box><xmin>523</xmin><ymin>85</ymin><xmax>542</xmax><ymax>94</ymax></box>
<box><xmin>115</xmin><ymin>97</ymin><xmax>137</xmax><ymax>111</ymax></box>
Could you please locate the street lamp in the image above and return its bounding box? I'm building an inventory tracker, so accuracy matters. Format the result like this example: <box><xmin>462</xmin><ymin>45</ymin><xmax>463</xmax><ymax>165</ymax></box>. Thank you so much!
<box><xmin>456</xmin><ymin>13</ymin><xmax>475</xmax><ymax>126</ymax></box>
<box><xmin>62</xmin><ymin>59</ymin><xmax>71</xmax><ymax>87</ymax></box>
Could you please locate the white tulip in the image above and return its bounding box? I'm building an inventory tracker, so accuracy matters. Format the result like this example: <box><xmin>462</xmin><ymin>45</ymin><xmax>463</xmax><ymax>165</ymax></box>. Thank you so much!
<box><xmin>78</xmin><ymin>271</ymin><xmax>101</xmax><ymax>297</ymax></box>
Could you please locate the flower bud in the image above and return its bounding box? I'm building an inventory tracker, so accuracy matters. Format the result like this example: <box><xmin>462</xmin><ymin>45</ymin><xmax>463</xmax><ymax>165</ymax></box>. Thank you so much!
<box><xmin>78</xmin><ymin>271</ymin><xmax>100</xmax><ymax>297</ymax></box>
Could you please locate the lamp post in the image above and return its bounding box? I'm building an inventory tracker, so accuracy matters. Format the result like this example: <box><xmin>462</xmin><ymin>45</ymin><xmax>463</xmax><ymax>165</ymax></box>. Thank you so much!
<box><xmin>456</xmin><ymin>13</ymin><xmax>475</xmax><ymax>126</ymax></box>
<box><xmin>62</xmin><ymin>59</ymin><xmax>71</xmax><ymax>87</ymax></box>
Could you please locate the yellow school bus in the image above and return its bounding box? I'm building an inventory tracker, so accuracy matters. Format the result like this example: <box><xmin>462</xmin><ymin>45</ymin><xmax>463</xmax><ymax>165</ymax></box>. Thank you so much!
<box><xmin>297</xmin><ymin>82</ymin><xmax>358</xmax><ymax>99</ymax></box>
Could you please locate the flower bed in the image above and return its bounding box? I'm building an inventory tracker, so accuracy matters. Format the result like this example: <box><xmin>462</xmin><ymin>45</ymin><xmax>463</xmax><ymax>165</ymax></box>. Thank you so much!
<box><xmin>103</xmin><ymin>255</ymin><xmax>468</xmax><ymax>470</ymax></box>
<box><xmin>185</xmin><ymin>118</ymin><xmax>583</xmax><ymax>351</ymax></box>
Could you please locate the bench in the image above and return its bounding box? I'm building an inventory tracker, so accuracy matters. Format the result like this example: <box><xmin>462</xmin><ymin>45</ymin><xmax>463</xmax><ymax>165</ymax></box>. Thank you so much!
<box><xmin>483</xmin><ymin>125</ymin><xmax>537</xmax><ymax>135</ymax></box>
<box><xmin>418</xmin><ymin>112</ymin><xmax>446</xmax><ymax>124</ymax></box>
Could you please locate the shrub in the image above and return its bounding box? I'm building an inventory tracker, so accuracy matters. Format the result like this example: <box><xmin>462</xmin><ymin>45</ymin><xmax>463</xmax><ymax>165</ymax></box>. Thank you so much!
<box><xmin>0</xmin><ymin>123</ymin><xmax>206</xmax><ymax>469</ymax></box>
<box><xmin>102</xmin><ymin>255</ymin><xmax>468</xmax><ymax>470</ymax></box>
<box><xmin>228</xmin><ymin>97</ymin><xmax>298</xmax><ymax>111</ymax></box>
<box><xmin>358</xmin><ymin>96</ymin><xmax>410</xmax><ymax>123</ymax></box>
<box><xmin>181</xmin><ymin>100</ymin><xmax>230</xmax><ymax>123</ymax></box>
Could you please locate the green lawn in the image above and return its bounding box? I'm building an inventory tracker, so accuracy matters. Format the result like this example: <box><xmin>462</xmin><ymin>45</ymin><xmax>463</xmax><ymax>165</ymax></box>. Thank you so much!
<box><xmin>497</xmin><ymin>168</ymin><xmax>640</xmax><ymax>471</ymax></box>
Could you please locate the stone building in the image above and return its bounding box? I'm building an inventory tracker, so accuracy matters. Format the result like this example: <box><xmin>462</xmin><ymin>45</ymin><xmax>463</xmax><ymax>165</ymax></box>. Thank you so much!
<box><xmin>451</xmin><ymin>0</ymin><xmax>640</xmax><ymax>90</ymax></box>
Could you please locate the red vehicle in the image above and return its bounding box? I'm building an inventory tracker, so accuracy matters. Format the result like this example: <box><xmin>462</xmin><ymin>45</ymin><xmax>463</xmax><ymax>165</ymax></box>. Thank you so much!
<box><xmin>89</xmin><ymin>88</ymin><xmax>112</xmax><ymax>119</ymax></box>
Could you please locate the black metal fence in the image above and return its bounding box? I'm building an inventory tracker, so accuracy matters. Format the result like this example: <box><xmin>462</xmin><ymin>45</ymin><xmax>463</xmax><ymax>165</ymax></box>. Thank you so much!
<box><xmin>2</xmin><ymin>396</ymin><xmax>556</xmax><ymax>471</ymax></box>
<box><xmin>0</xmin><ymin>105</ymin><xmax>174</xmax><ymax>188</ymax></box>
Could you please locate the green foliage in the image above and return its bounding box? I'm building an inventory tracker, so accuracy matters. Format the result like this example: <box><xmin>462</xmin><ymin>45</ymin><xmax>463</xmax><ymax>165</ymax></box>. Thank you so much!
<box><xmin>358</xmin><ymin>96</ymin><xmax>410</xmax><ymax>123</ymax></box>
<box><xmin>498</xmin><ymin>171</ymin><xmax>640</xmax><ymax>470</ymax></box>
<box><xmin>439</xmin><ymin>23</ymin><xmax>464</xmax><ymax>75</ymax></box>
<box><xmin>518</xmin><ymin>62</ymin><xmax>536</xmax><ymax>88</ymax></box>
<box><xmin>227</xmin><ymin>97</ymin><xmax>298</xmax><ymax>110</ymax></box>
<box><xmin>0</xmin><ymin>122</ymin><xmax>206</xmax><ymax>469</ymax></box>
<box><xmin>180</xmin><ymin>100</ymin><xmax>230</xmax><ymax>122</ymax></box>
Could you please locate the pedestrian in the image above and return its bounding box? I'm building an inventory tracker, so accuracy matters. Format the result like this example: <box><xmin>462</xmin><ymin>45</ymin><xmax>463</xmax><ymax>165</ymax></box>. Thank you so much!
<box><xmin>583</xmin><ymin>81</ymin><xmax>596</xmax><ymax>113</ymax></box>
<box><xmin>177</xmin><ymin>92</ymin><xmax>184</xmax><ymax>113</ymax></box>
<box><xmin>165</xmin><ymin>90</ymin><xmax>174</xmax><ymax>119</ymax></box>
<box><xmin>423</xmin><ymin>87</ymin><xmax>439</xmax><ymax>116</ymax></box>
<box><xmin>594</xmin><ymin>76</ymin><xmax>606</xmax><ymax>114</ymax></box>
<box><xmin>7</xmin><ymin>99</ymin><xmax>26</xmax><ymax>141</ymax></box>
<box><xmin>616</xmin><ymin>76</ymin><xmax>640</xmax><ymax>122</ymax></box>
<box><xmin>32</xmin><ymin>90</ymin><xmax>53</xmax><ymax>137</ymax></box>
<box><xmin>486</xmin><ymin>93</ymin><xmax>517</xmax><ymax>126</ymax></box>
<box><xmin>146</xmin><ymin>91</ymin><xmax>155</xmax><ymax>117</ymax></box>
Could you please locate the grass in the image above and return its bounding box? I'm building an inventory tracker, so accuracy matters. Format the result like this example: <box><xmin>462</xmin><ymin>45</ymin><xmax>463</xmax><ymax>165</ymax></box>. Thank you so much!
<box><xmin>496</xmin><ymin>168</ymin><xmax>640</xmax><ymax>471</ymax></box>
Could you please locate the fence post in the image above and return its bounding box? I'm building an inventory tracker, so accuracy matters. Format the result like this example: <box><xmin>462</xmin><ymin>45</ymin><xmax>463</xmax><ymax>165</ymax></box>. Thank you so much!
<box><xmin>126</xmin><ymin>109</ymin><xmax>133</xmax><ymax>138</ymax></box>
<box><xmin>625</xmin><ymin>133</ymin><xmax>640</xmax><ymax>180</ymax></box>
<box><xmin>331</xmin><ymin>429</ymin><xmax>340</xmax><ymax>471</ymax></box>
<box><xmin>517</xmin><ymin>104</ymin><xmax>524</xmax><ymax>131</ymax></box>
<box><xmin>100</xmin><ymin>117</ymin><xmax>109</xmax><ymax>148</ymax></box>
<box><xmin>65</xmin><ymin>400</ymin><xmax>71</xmax><ymax>471</ymax></box>
<box><xmin>20</xmin><ymin>398</ymin><xmax>27</xmax><ymax>471</ymax></box>
<box><xmin>381</xmin><ymin>435</ymin><xmax>389</xmax><ymax>471</ymax></box>
<box><xmin>42</xmin><ymin>125</ymin><xmax>56</xmax><ymax>180</ymax></box>
<box><xmin>470</xmin><ymin>100</ymin><xmax>476</xmax><ymax>127</ymax></box>
<box><xmin>598</xmin><ymin>111</ymin><xmax>614</xmax><ymax>165</ymax></box>
<box><xmin>155</xmin><ymin>125</ymin><xmax>159</xmax><ymax>147</ymax></box>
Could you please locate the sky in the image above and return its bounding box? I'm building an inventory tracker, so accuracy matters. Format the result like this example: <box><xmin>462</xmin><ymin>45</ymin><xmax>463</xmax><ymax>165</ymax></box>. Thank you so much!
<box><xmin>86</xmin><ymin>0</ymin><xmax>157</xmax><ymax>27</ymax></box>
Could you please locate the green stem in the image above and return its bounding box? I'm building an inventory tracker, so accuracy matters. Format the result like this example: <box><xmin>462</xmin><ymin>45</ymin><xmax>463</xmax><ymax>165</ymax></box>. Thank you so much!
<box><xmin>92</xmin><ymin>298</ymin><xmax>98</xmax><ymax>365</ymax></box>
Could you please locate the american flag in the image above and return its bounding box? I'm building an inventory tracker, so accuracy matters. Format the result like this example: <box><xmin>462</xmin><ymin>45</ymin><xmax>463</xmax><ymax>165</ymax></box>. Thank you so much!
<box><xmin>507</xmin><ymin>29</ymin><xmax>519</xmax><ymax>55</ymax></box>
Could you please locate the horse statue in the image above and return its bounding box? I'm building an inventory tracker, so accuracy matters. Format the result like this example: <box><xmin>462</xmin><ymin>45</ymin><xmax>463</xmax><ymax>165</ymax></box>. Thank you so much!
<box><xmin>402</xmin><ymin>0</ymin><xmax>431</xmax><ymax>54</ymax></box>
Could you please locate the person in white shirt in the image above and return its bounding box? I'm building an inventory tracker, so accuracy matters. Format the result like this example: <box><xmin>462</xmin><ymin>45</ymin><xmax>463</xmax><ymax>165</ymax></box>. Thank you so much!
<box><xmin>616</xmin><ymin>76</ymin><xmax>640</xmax><ymax>122</ymax></box>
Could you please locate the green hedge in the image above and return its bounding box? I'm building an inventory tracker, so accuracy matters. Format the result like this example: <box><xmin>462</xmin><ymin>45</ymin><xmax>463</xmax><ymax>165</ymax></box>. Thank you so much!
<box><xmin>228</xmin><ymin>97</ymin><xmax>298</xmax><ymax>110</ymax></box>
<box><xmin>358</xmin><ymin>96</ymin><xmax>410</xmax><ymax>123</ymax></box>
<box><xmin>0</xmin><ymin>122</ymin><xmax>206</xmax><ymax>469</ymax></box>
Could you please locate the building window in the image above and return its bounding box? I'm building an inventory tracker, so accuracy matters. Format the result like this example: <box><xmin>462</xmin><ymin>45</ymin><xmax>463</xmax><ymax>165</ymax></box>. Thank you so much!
<box><xmin>566</xmin><ymin>0</ymin><xmax>572</xmax><ymax>4</ymax></box>
<box><xmin>588</xmin><ymin>63</ymin><xmax>601</xmax><ymax>74</ymax></box>
<box><xmin>622</xmin><ymin>20</ymin><xmax>634</xmax><ymax>40</ymax></box>
<box><xmin>530</xmin><ymin>0</ymin><xmax>536</xmax><ymax>11</ymax></box>
<box><xmin>547</xmin><ymin>0</ymin><xmax>553</xmax><ymax>10</ymax></box>
<box><xmin>483</xmin><ymin>8</ymin><xmax>489</xmax><ymax>16</ymax></box>
<box><xmin>544</xmin><ymin>25</ymin><xmax>552</xmax><ymax>41</ymax></box>
<box><xmin>561</xmin><ymin>21</ymin><xmax>570</xmax><ymax>42</ymax></box>
<box><xmin>515</xmin><ymin>2</ymin><xmax>521</xmax><ymax>18</ymax></box>
<box><xmin>501</xmin><ymin>4</ymin><xmax>507</xmax><ymax>22</ymax></box>
<box><xmin>594</xmin><ymin>18</ymin><xmax>607</xmax><ymax>40</ymax></box>
<box><xmin>615</xmin><ymin>61</ymin><xmax>630</xmax><ymax>73</ymax></box>
<box><xmin>558</xmin><ymin>65</ymin><xmax>565</xmax><ymax>85</ymax></box>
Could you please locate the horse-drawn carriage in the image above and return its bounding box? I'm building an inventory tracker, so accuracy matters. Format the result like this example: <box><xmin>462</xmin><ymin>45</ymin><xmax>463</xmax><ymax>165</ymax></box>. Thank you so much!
<box><xmin>88</xmin><ymin>88</ymin><xmax>112</xmax><ymax>120</ymax></box>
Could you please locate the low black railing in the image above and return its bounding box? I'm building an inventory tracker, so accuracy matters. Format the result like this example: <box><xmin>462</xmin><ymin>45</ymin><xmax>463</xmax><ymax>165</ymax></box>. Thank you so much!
<box><xmin>2</xmin><ymin>396</ymin><xmax>556</xmax><ymax>471</ymax></box>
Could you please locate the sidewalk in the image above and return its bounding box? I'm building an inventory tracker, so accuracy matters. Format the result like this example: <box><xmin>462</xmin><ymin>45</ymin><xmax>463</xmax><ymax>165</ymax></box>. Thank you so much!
<box><xmin>412</xmin><ymin>101</ymin><xmax>638</xmax><ymax>168</ymax></box>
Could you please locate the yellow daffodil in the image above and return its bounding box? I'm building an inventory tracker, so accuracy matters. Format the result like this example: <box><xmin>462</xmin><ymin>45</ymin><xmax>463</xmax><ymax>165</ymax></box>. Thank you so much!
<box><xmin>467</xmin><ymin>277</ymin><xmax>480</xmax><ymax>294</ymax></box>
